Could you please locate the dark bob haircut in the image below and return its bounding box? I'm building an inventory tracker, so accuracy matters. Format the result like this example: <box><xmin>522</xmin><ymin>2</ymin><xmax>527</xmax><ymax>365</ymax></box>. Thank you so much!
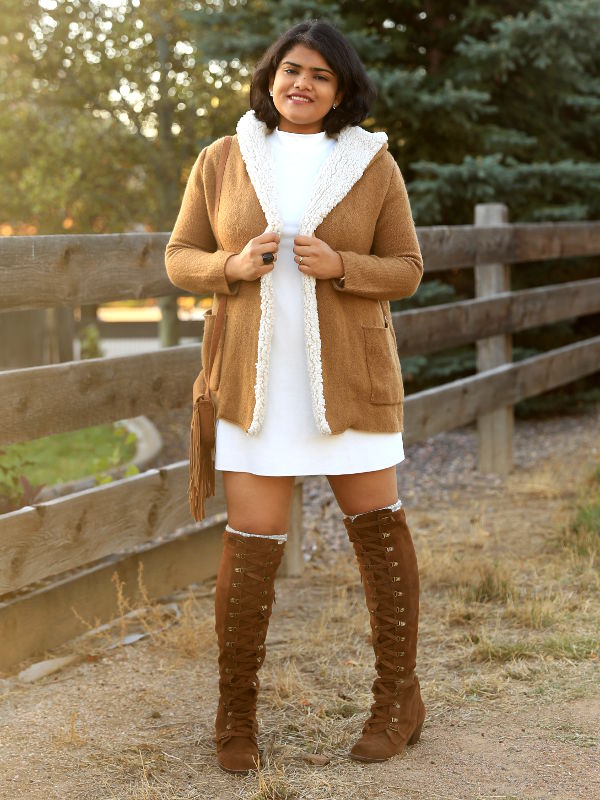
<box><xmin>249</xmin><ymin>20</ymin><xmax>377</xmax><ymax>136</ymax></box>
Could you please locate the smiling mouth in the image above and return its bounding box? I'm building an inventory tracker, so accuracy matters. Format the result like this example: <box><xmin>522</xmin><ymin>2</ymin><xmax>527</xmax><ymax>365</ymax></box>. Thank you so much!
<box><xmin>287</xmin><ymin>95</ymin><xmax>313</xmax><ymax>103</ymax></box>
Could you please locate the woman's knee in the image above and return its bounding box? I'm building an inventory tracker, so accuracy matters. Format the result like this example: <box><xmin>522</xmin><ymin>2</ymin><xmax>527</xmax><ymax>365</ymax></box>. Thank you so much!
<box><xmin>327</xmin><ymin>467</ymin><xmax>399</xmax><ymax>516</ymax></box>
<box><xmin>223</xmin><ymin>471</ymin><xmax>295</xmax><ymax>535</ymax></box>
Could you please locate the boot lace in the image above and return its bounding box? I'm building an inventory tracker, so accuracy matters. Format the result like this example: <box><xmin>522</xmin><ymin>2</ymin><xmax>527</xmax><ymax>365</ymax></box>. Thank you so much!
<box><xmin>348</xmin><ymin>512</ymin><xmax>412</xmax><ymax>735</ymax></box>
<box><xmin>218</xmin><ymin>543</ymin><xmax>281</xmax><ymax>741</ymax></box>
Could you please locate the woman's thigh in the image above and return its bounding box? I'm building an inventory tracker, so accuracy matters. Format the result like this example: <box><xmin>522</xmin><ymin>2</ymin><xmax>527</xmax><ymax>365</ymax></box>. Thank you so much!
<box><xmin>222</xmin><ymin>471</ymin><xmax>296</xmax><ymax>535</ymax></box>
<box><xmin>326</xmin><ymin>465</ymin><xmax>399</xmax><ymax>516</ymax></box>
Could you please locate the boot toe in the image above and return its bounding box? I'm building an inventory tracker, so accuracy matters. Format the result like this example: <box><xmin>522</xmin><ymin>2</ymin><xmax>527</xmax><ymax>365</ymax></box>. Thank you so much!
<box><xmin>349</xmin><ymin>731</ymin><xmax>398</xmax><ymax>762</ymax></box>
<box><xmin>217</xmin><ymin>738</ymin><xmax>261</xmax><ymax>773</ymax></box>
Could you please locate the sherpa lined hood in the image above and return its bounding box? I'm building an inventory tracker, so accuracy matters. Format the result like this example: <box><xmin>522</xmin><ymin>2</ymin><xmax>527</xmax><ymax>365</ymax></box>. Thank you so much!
<box><xmin>235</xmin><ymin>109</ymin><xmax>389</xmax><ymax>436</ymax></box>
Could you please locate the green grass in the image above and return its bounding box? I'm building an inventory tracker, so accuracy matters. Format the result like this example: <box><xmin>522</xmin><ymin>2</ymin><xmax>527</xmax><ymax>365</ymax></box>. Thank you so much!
<box><xmin>462</xmin><ymin>561</ymin><xmax>516</xmax><ymax>604</ymax></box>
<box><xmin>0</xmin><ymin>423</ymin><xmax>137</xmax><ymax>489</ymax></box>
<box><xmin>472</xmin><ymin>633</ymin><xmax>600</xmax><ymax>663</ymax></box>
<box><xmin>559</xmin><ymin>486</ymin><xmax>600</xmax><ymax>562</ymax></box>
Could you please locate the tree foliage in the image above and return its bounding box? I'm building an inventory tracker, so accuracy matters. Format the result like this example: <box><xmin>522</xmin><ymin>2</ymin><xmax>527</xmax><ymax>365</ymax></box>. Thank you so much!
<box><xmin>2</xmin><ymin>0</ymin><xmax>599</xmax><ymax>232</ymax></box>
<box><xmin>1</xmin><ymin>0</ymin><xmax>248</xmax><ymax>233</ymax></box>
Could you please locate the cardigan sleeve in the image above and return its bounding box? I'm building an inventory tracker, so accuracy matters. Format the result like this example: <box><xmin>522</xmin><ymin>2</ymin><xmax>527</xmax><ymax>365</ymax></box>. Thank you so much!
<box><xmin>165</xmin><ymin>145</ymin><xmax>240</xmax><ymax>297</ymax></box>
<box><xmin>330</xmin><ymin>158</ymin><xmax>423</xmax><ymax>301</ymax></box>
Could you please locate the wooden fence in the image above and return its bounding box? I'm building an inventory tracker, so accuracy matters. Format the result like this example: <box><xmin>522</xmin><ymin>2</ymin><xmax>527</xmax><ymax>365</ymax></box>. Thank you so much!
<box><xmin>1</xmin><ymin>202</ymin><xmax>599</xmax><ymax>673</ymax></box>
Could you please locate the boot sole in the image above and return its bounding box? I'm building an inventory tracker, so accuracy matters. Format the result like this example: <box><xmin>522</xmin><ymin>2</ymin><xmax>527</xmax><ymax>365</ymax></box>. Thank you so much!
<box><xmin>348</xmin><ymin>720</ymin><xmax>424</xmax><ymax>763</ymax></box>
<box><xmin>218</xmin><ymin>762</ymin><xmax>256</xmax><ymax>775</ymax></box>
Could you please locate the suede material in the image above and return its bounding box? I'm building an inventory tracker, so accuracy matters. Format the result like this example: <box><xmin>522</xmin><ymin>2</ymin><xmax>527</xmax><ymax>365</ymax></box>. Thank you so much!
<box><xmin>165</xmin><ymin>133</ymin><xmax>423</xmax><ymax>435</ymax></box>
<box><xmin>344</xmin><ymin>507</ymin><xmax>426</xmax><ymax>762</ymax></box>
<box><xmin>214</xmin><ymin>530</ymin><xmax>286</xmax><ymax>773</ymax></box>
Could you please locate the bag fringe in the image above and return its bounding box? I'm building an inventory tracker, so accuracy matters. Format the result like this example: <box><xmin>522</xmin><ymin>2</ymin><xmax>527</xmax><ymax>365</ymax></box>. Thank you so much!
<box><xmin>188</xmin><ymin>387</ymin><xmax>216</xmax><ymax>522</ymax></box>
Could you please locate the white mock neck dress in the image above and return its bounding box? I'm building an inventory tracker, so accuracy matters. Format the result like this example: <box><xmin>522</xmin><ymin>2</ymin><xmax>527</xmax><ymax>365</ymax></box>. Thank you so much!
<box><xmin>214</xmin><ymin>126</ymin><xmax>405</xmax><ymax>475</ymax></box>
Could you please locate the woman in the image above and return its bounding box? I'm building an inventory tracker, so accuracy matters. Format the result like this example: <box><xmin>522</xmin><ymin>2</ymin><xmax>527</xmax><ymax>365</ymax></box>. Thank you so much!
<box><xmin>165</xmin><ymin>20</ymin><xmax>425</xmax><ymax>775</ymax></box>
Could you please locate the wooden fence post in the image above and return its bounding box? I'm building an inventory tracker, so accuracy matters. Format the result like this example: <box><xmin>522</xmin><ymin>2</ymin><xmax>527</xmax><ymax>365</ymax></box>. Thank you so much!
<box><xmin>158</xmin><ymin>295</ymin><xmax>179</xmax><ymax>347</ymax></box>
<box><xmin>474</xmin><ymin>203</ymin><xmax>514</xmax><ymax>475</ymax></box>
<box><xmin>280</xmin><ymin>478</ymin><xmax>304</xmax><ymax>577</ymax></box>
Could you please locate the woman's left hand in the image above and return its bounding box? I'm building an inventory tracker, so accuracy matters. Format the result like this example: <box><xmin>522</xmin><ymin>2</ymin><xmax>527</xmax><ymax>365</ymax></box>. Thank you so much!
<box><xmin>293</xmin><ymin>235</ymin><xmax>344</xmax><ymax>280</ymax></box>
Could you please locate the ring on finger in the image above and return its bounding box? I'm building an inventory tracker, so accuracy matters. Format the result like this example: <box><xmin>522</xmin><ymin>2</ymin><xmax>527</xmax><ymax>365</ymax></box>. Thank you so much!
<box><xmin>262</xmin><ymin>252</ymin><xmax>274</xmax><ymax>265</ymax></box>
<box><xmin>298</xmin><ymin>255</ymin><xmax>303</xmax><ymax>264</ymax></box>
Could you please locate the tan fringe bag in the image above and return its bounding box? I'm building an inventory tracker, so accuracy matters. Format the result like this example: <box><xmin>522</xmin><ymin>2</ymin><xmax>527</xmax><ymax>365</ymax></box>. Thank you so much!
<box><xmin>188</xmin><ymin>135</ymin><xmax>232</xmax><ymax>521</ymax></box>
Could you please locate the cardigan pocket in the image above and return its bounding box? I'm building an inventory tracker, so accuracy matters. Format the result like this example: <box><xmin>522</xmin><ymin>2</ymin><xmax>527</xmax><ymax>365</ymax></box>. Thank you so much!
<box><xmin>362</xmin><ymin>324</ymin><xmax>403</xmax><ymax>405</ymax></box>
<box><xmin>201</xmin><ymin>308</ymin><xmax>227</xmax><ymax>391</ymax></box>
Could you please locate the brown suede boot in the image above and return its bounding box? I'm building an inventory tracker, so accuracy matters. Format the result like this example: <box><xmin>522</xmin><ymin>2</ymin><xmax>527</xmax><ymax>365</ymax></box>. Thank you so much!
<box><xmin>214</xmin><ymin>528</ymin><xmax>286</xmax><ymax>774</ymax></box>
<box><xmin>343</xmin><ymin>505</ymin><xmax>426</xmax><ymax>762</ymax></box>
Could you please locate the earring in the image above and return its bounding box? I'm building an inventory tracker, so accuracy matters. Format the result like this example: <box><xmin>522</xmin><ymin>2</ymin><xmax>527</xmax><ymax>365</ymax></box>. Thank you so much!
<box><xmin>269</xmin><ymin>90</ymin><xmax>273</xmax><ymax>97</ymax></box>
<box><xmin>332</xmin><ymin>103</ymin><xmax>337</xmax><ymax>109</ymax></box>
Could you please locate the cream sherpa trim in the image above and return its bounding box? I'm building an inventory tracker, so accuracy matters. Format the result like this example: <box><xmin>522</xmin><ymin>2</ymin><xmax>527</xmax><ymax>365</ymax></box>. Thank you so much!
<box><xmin>235</xmin><ymin>112</ymin><xmax>283</xmax><ymax>435</ymax></box>
<box><xmin>235</xmin><ymin>110</ymin><xmax>387</xmax><ymax>435</ymax></box>
<box><xmin>296</xmin><ymin>123</ymin><xmax>388</xmax><ymax>433</ymax></box>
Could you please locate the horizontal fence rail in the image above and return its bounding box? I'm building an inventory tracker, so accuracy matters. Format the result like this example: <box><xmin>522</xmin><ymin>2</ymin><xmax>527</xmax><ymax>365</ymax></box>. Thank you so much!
<box><xmin>2</xmin><ymin>334</ymin><xmax>599</xmax><ymax>599</ymax></box>
<box><xmin>403</xmin><ymin>335</ymin><xmax>600</xmax><ymax>442</ymax></box>
<box><xmin>0</xmin><ymin>346</ymin><xmax>199</xmax><ymax>445</ymax></box>
<box><xmin>1</xmin><ymin>221</ymin><xmax>600</xmax><ymax>310</ymax></box>
<box><xmin>0</xmin><ymin>464</ymin><xmax>220</xmax><ymax>595</ymax></box>
<box><xmin>393</xmin><ymin>277</ymin><xmax>600</xmax><ymax>356</ymax></box>
<box><xmin>1</xmin><ymin>212</ymin><xmax>599</xmax><ymax>673</ymax></box>
<box><xmin>2</xmin><ymin>278</ymin><xmax>599</xmax><ymax>446</ymax></box>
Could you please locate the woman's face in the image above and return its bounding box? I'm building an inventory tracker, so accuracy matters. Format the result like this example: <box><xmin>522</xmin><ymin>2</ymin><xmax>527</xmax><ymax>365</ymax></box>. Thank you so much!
<box><xmin>268</xmin><ymin>44</ymin><xmax>343</xmax><ymax>134</ymax></box>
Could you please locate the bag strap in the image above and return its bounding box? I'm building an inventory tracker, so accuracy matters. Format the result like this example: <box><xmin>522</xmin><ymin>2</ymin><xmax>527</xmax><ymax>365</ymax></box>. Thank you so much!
<box><xmin>205</xmin><ymin>135</ymin><xmax>232</xmax><ymax>390</ymax></box>
<box><xmin>212</xmin><ymin>135</ymin><xmax>232</xmax><ymax>250</ymax></box>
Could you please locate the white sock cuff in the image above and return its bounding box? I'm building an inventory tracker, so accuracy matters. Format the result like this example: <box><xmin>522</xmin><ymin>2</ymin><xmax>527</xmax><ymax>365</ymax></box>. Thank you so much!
<box><xmin>225</xmin><ymin>523</ymin><xmax>287</xmax><ymax>544</ymax></box>
<box><xmin>347</xmin><ymin>498</ymin><xmax>402</xmax><ymax>522</ymax></box>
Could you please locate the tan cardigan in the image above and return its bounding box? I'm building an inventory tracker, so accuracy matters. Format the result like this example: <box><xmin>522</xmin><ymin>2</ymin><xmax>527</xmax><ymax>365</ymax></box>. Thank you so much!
<box><xmin>165</xmin><ymin>109</ymin><xmax>423</xmax><ymax>437</ymax></box>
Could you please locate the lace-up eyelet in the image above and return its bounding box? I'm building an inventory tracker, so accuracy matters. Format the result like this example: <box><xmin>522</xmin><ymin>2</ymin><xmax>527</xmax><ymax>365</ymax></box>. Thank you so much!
<box><xmin>235</xmin><ymin>553</ymin><xmax>245</xmax><ymax>559</ymax></box>
<box><xmin>392</xmin><ymin>576</ymin><xmax>401</xmax><ymax>582</ymax></box>
<box><xmin>381</xmin><ymin>532</ymin><xmax>391</xmax><ymax>538</ymax></box>
<box><xmin>261</xmin><ymin>605</ymin><xmax>268</xmax><ymax>611</ymax></box>
<box><xmin>386</xmin><ymin>546</ymin><xmax>394</xmax><ymax>552</ymax></box>
<box><xmin>394</xmin><ymin>591</ymin><xmax>403</xmax><ymax>597</ymax></box>
<box><xmin>396</xmin><ymin>666</ymin><xmax>405</xmax><ymax>672</ymax></box>
<box><xmin>234</xmin><ymin>567</ymin><xmax>244</xmax><ymax>573</ymax></box>
<box><xmin>395</xmin><ymin>607</ymin><xmax>405</xmax><ymax>613</ymax></box>
<box><xmin>226</xmin><ymin>723</ymin><xmax>231</xmax><ymax>729</ymax></box>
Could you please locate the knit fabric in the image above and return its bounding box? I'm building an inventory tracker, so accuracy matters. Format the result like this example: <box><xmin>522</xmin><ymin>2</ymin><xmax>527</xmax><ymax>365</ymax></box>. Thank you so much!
<box><xmin>215</xmin><ymin>126</ymin><xmax>405</xmax><ymax>476</ymax></box>
<box><xmin>164</xmin><ymin>111</ymin><xmax>424</xmax><ymax>437</ymax></box>
<box><xmin>225</xmin><ymin>523</ymin><xmax>288</xmax><ymax>543</ymax></box>
<box><xmin>347</xmin><ymin>498</ymin><xmax>403</xmax><ymax>521</ymax></box>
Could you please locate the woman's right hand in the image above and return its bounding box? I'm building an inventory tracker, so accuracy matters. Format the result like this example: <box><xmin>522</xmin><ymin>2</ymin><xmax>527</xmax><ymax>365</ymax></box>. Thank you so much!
<box><xmin>224</xmin><ymin>232</ymin><xmax>280</xmax><ymax>283</ymax></box>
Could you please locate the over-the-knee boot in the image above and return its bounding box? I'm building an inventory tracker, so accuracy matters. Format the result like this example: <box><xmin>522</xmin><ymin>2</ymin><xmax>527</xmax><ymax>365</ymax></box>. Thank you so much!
<box><xmin>343</xmin><ymin>505</ymin><xmax>426</xmax><ymax>762</ymax></box>
<box><xmin>214</xmin><ymin>527</ymin><xmax>286</xmax><ymax>774</ymax></box>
